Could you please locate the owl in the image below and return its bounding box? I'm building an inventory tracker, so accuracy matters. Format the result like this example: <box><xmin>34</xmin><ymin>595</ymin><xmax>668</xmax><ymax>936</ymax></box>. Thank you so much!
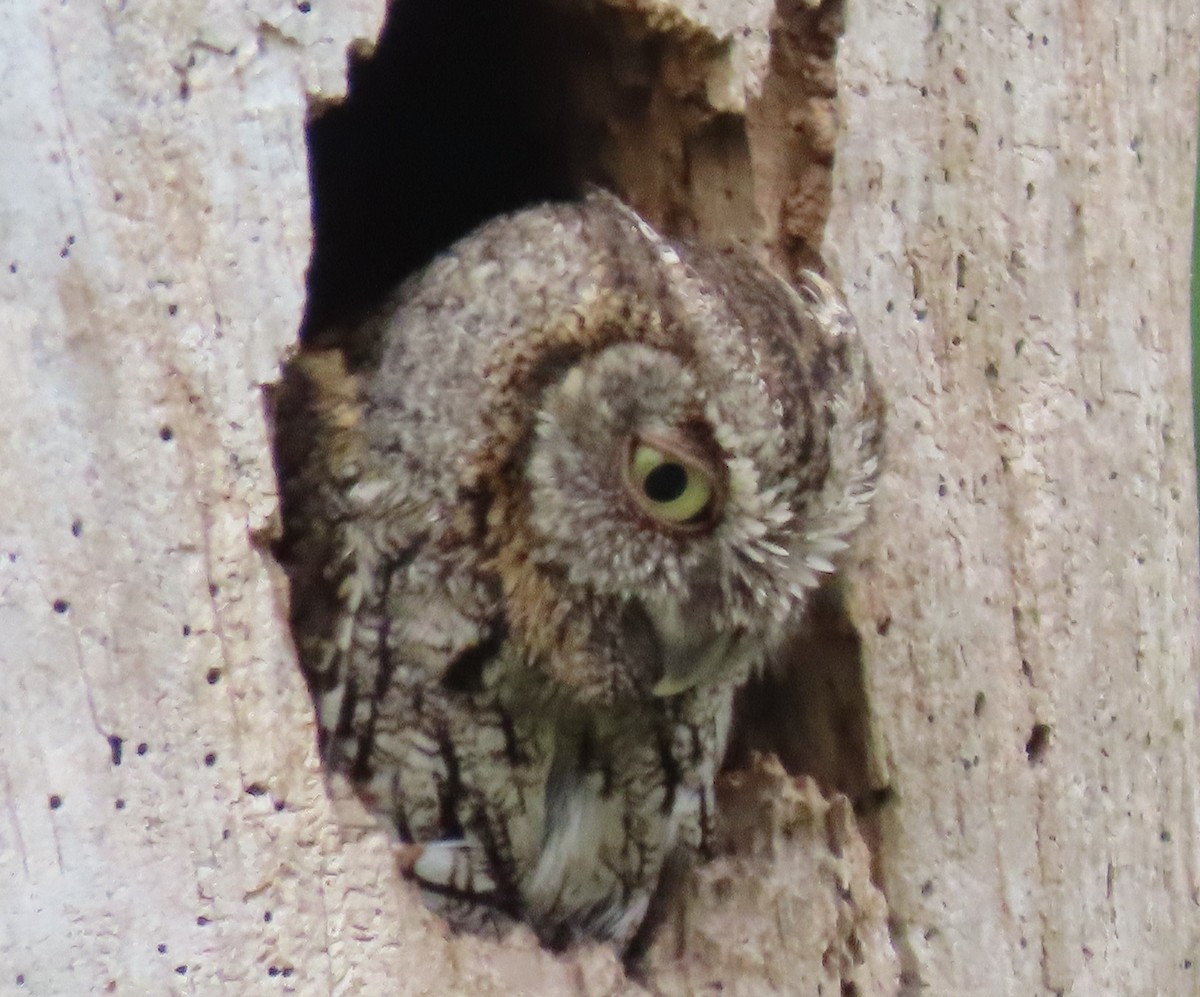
<box><xmin>278</xmin><ymin>191</ymin><xmax>881</xmax><ymax>950</ymax></box>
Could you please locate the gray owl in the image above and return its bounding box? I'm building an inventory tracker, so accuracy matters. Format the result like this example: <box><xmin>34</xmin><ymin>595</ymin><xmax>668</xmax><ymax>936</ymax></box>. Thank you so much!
<box><xmin>279</xmin><ymin>191</ymin><xmax>881</xmax><ymax>950</ymax></box>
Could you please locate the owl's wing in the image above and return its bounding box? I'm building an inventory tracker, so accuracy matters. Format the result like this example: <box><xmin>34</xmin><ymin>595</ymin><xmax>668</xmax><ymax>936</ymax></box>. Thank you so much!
<box><xmin>275</xmin><ymin>351</ymin><xmax>487</xmax><ymax>751</ymax></box>
<box><xmin>274</xmin><ymin>350</ymin><xmax>367</xmax><ymax>714</ymax></box>
<box><xmin>326</xmin><ymin>510</ymin><xmax>537</xmax><ymax>928</ymax></box>
<box><xmin>319</xmin><ymin>514</ymin><xmax>501</xmax><ymax>780</ymax></box>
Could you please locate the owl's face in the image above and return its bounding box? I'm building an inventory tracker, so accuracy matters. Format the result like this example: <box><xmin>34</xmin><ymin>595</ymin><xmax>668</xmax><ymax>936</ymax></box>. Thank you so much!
<box><xmin>470</xmin><ymin>199</ymin><xmax>879</xmax><ymax>704</ymax></box>
<box><xmin>520</xmin><ymin>330</ymin><xmax>852</xmax><ymax>700</ymax></box>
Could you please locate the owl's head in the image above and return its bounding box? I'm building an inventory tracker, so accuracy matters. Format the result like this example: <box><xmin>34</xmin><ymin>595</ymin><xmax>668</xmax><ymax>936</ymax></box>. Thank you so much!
<box><xmin>473</xmin><ymin>194</ymin><xmax>882</xmax><ymax>704</ymax></box>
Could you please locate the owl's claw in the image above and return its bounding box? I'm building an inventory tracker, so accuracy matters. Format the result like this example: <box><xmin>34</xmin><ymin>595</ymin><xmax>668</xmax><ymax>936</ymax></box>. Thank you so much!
<box><xmin>394</xmin><ymin>839</ymin><xmax>498</xmax><ymax>896</ymax></box>
<box><xmin>393</xmin><ymin>841</ymin><xmax>425</xmax><ymax>877</ymax></box>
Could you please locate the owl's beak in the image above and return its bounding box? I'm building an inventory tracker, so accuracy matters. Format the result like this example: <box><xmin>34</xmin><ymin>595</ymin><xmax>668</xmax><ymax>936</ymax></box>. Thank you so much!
<box><xmin>651</xmin><ymin>630</ymin><xmax>736</xmax><ymax>697</ymax></box>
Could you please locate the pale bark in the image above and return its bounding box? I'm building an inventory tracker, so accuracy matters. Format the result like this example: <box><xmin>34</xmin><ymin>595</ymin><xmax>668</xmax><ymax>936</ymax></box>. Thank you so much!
<box><xmin>827</xmin><ymin>5</ymin><xmax>1200</xmax><ymax>993</ymax></box>
<box><xmin>1</xmin><ymin>1</ymin><xmax>1196</xmax><ymax>995</ymax></box>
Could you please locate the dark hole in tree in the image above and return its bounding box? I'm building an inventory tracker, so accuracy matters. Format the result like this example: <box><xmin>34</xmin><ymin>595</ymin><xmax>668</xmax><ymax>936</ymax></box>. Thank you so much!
<box><xmin>289</xmin><ymin>0</ymin><xmax>880</xmax><ymax>903</ymax></box>
<box><xmin>1026</xmin><ymin>722</ymin><xmax>1051</xmax><ymax>763</ymax></box>
<box><xmin>724</xmin><ymin>584</ymin><xmax>881</xmax><ymax>814</ymax></box>
<box><xmin>302</xmin><ymin>0</ymin><xmax>581</xmax><ymax>355</ymax></box>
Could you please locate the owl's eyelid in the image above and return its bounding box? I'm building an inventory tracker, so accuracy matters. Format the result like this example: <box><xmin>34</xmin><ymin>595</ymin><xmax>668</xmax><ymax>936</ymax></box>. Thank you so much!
<box><xmin>632</xmin><ymin>428</ymin><xmax>723</xmax><ymax>483</ymax></box>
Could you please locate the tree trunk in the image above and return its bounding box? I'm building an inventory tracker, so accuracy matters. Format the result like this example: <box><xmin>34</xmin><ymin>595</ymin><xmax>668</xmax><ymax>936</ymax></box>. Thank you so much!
<box><xmin>828</xmin><ymin>4</ymin><xmax>1200</xmax><ymax>993</ymax></box>
<box><xmin>2</xmin><ymin>1</ymin><xmax>1195</xmax><ymax>995</ymax></box>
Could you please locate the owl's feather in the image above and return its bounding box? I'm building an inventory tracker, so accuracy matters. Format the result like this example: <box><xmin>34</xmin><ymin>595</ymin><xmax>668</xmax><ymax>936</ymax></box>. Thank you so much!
<box><xmin>279</xmin><ymin>191</ymin><xmax>881</xmax><ymax>948</ymax></box>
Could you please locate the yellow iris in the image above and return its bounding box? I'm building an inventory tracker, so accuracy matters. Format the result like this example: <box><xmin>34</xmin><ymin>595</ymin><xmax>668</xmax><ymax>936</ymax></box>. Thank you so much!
<box><xmin>629</xmin><ymin>444</ymin><xmax>714</xmax><ymax>525</ymax></box>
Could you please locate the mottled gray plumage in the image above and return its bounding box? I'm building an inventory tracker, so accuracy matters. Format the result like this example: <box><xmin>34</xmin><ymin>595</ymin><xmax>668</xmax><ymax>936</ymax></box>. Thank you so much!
<box><xmin>280</xmin><ymin>191</ymin><xmax>881</xmax><ymax>949</ymax></box>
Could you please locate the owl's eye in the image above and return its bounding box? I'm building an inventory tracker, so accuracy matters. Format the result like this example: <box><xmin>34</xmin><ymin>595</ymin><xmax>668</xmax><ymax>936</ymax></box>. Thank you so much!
<box><xmin>628</xmin><ymin>442</ymin><xmax>716</xmax><ymax>526</ymax></box>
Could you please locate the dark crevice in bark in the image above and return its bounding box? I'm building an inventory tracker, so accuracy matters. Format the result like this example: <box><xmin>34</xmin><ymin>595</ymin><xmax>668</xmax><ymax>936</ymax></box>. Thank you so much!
<box><xmin>302</xmin><ymin>0</ymin><xmax>580</xmax><ymax>351</ymax></box>
<box><xmin>725</xmin><ymin>583</ymin><xmax>878</xmax><ymax>809</ymax></box>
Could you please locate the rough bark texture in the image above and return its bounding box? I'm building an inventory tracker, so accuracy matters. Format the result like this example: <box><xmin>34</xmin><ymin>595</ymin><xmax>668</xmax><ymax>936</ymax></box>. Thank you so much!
<box><xmin>1</xmin><ymin>0</ymin><xmax>1196</xmax><ymax>995</ymax></box>
<box><xmin>827</xmin><ymin>5</ymin><xmax>1200</xmax><ymax>993</ymax></box>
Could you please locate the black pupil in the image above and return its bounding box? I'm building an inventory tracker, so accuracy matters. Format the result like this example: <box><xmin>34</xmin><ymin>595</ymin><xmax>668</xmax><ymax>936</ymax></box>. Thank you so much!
<box><xmin>643</xmin><ymin>462</ymin><xmax>689</xmax><ymax>504</ymax></box>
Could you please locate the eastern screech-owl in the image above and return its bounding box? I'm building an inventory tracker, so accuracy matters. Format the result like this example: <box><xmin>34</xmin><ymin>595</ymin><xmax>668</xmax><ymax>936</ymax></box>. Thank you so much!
<box><xmin>279</xmin><ymin>191</ymin><xmax>881</xmax><ymax>950</ymax></box>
